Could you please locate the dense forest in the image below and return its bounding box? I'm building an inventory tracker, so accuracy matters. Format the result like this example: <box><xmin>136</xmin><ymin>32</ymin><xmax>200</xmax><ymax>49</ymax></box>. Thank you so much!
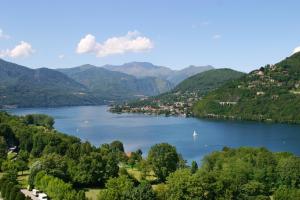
<box><xmin>193</xmin><ymin>52</ymin><xmax>300</xmax><ymax>124</ymax></box>
<box><xmin>0</xmin><ymin>59</ymin><xmax>100</xmax><ymax>108</ymax></box>
<box><xmin>0</xmin><ymin>112</ymin><xmax>299</xmax><ymax>199</ymax></box>
<box><xmin>155</xmin><ymin>68</ymin><xmax>245</xmax><ymax>104</ymax></box>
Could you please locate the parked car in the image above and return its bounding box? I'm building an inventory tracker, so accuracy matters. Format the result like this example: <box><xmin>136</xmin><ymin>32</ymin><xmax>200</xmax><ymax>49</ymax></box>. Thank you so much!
<box><xmin>38</xmin><ymin>193</ymin><xmax>48</xmax><ymax>200</ymax></box>
<box><xmin>32</xmin><ymin>189</ymin><xmax>40</xmax><ymax>196</ymax></box>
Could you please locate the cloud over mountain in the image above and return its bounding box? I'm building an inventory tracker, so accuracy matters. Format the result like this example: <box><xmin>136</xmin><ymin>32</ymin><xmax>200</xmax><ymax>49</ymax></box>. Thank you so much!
<box><xmin>0</xmin><ymin>41</ymin><xmax>34</xmax><ymax>58</ymax></box>
<box><xmin>76</xmin><ymin>31</ymin><xmax>153</xmax><ymax>57</ymax></box>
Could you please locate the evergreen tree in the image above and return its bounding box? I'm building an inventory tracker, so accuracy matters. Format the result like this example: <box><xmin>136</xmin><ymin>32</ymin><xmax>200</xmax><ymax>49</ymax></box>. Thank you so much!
<box><xmin>190</xmin><ymin>160</ymin><xmax>198</xmax><ymax>174</ymax></box>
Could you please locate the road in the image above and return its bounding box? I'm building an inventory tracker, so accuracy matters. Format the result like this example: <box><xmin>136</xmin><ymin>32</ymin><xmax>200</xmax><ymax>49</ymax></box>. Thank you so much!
<box><xmin>20</xmin><ymin>189</ymin><xmax>39</xmax><ymax>200</ymax></box>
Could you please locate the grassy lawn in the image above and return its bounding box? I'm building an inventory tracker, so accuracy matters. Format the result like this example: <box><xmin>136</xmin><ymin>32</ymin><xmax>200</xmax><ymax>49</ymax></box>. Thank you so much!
<box><xmin>17</xmin><ymin>170</ymin><xmax>30</xmax><ymax>188</ymax></box>
<box><xmin>7</xmin><ymin>152</ymin><xmax>17</xmax><ymax>160</ymax></box>
<box><xmin>124</xmin><ymin>166</ymin><xmax>156</xmax><ymax>182</ymax></box>
<box><xmin>84</xmin><ymin>166</ymin><xmax>157</xmax><ymax>200</ymax></box>
<box><xmin>85</xmin><ymin>188</ymin><xmax>103</xmax><ymax>200</ymax></box>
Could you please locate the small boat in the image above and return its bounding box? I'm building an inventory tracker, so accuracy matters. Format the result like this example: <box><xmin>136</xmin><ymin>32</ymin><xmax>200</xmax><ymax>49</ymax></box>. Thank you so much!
<box><xmin>193</xmin><ymin>130</ymin><xmax>198</xmax><ymax>137</ymax></box>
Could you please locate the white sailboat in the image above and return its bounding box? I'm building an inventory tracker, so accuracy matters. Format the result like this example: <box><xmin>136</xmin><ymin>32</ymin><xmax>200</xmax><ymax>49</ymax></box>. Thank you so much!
<box><xmin>193</xmin><ymin>130</ymin><xmax>198</xmax><ymax>137</ymax></box>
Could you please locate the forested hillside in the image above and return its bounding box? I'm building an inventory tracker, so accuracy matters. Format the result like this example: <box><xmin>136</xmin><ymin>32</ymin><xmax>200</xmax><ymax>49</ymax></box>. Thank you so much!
<box><xmin>111</xmin><ymin>69</ymin><xmax>244</xmax><ymax>116</ymax></box>
<box><xmin>0</xmin><ymin>59</ymin><xmax>100</xmax><ymax>108</ymax></box>
<box><xmin>58</xmin><ymin>64</ymin><xmax>173</xmax><ymax>101</ymax></box>
<box><xmin>193</xmin><ymin>52</ymin><xmax>300</xmax><ymax>123</ymax></box>
<box><xmin>158</xmin><ymin>68</ymin><xmax>245</xmax><ymax>103</ymax></box>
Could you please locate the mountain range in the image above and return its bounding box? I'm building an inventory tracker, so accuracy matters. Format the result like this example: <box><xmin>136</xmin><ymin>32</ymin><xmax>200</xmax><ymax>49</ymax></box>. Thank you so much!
<box><xmin>0</xmin><ymin>59</ymin><xmax>99</xmax><ymax>108</ymax></box>
<box><xmin>57</xmin><ymin>64</ymin><xmax>173</xmax><ymax>101</ymax></box>
<box><xmin>103</xmin><ymin>62</ymin><xmax>214</xmax><ymax>85</ymax></box>
<box><xmin>0</xmin><ymin>59</ymin><xmax>213</xmax><ymax>108</ymax></box>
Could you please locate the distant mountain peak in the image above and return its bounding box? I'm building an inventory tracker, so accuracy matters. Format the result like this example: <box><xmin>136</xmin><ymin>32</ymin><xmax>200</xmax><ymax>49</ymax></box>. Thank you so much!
<box><xmin>185</xmin><ymin>65</ymin><xmax>213</xmax><ymax>69</ymax></box>
<box><xmin>124</xmin><ymin>61</ymin><xmax>155</xmax><ymax>66</ymax></box>
<box><xmin>76</xmin><ymin>64</ymin><xmax>97</xmax><ymax>69</ymax></box>
<box><xmin>102</xmin><ymin>62</ymin><xmax>214</xmax><ymax>85</ymax></box>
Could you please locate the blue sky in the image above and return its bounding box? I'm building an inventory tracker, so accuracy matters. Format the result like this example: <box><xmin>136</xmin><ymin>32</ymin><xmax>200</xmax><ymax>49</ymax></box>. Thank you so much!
<box><xmin>0</xmin><ymin>0</ymin><xmax>300</xmax><ymax>72</ymax></box>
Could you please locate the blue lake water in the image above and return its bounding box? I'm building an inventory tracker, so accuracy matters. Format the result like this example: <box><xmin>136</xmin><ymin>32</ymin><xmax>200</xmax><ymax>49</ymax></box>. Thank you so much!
<box><xmin>7</xmin><ymin>105</ymin><xmax>300</xmax><ymax>163</ymax></box>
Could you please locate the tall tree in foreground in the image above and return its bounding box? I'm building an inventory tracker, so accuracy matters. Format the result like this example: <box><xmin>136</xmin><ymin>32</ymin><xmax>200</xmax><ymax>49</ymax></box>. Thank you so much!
<box><xmin>147</xmin><ymin>143</ymin><xmax>179</xmax><ymax>182</ymax></box>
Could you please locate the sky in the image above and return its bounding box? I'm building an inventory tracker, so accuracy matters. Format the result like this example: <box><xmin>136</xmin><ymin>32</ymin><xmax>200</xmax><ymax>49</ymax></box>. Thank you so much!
<box><xmin>0</xmin><ymin>0</ymin><xmax>300</xmax><ymax>72</ymax></box>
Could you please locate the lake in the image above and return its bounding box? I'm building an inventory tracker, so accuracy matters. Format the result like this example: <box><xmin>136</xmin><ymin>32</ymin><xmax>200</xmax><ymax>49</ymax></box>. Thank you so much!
<box><xmin>7</xmin><ymin>105</ymin><xmax>300</xmax><ymax>163</ymax></box>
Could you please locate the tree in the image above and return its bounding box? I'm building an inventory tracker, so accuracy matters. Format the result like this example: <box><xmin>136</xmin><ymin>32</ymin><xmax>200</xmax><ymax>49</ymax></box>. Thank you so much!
<box><xmin>190</xmin><ymin>161</ymin><xmax>198</xmax><ymax>174</ymax></box>
<box><xmin>104</xmin><ymin>153</ymin><xmax>119</xmax><ymax>180</ymax></box>
<box><xmin>240</xmin><ymin>181</ymin><xmax>267</xmax><ymax>198</ymax></box>
<box><xmin>273</xmin><ymin>187</ymin><xmax>300</xmax><ymax>200</ymax></box>
<box><xmin>28</xmin><ymin>161</ymin><xmax>43</xmax><ymax>187</ymax></box>
<box><xmin>1</xmin><ymin>160</ymin><xmax>18</xmax><ymax>172</ymax></box>
<box><xmin>110</xmin><ymin>140</ymin><xmax>124</xmax><ymax>152</ymax></box>
<box><xmin>34</xmin><ymin>171</ymin><xmax>84</xmax><ymax>200</ymax></box>
<box><xmin>155</xmin><ymin>184</ymin><xmax>168</xmax><ymax>200</ymax></box>
<box><xmin>16</xmin><ymin>159</ymin><xmax>28</xmax><ymax>175</ymax></box>
<box><xmin>131</xmin><ymin>181</ymin><xmax>156</xmax><ymax>200</ymax></box>
<box><xmin>128</xmin><ymin>151</ymin><xmax>142</xmax><ymax>168</ymax></box>
<box><xmin>2</xmin><ymin>170</ymin><xmax>18</xmax><ymax>184</ymax></box>
<box><xmin>136</xmin><ymin>160</ymin><xmax>151</xmax><ymax>180</ymax></box>
<box><xmin>18</xmin><ymin>150</ymin><xmax>30</xmax><ymax>162</ymax></box>
<box><xmin>24</xmin><ymin>114</ymin><xmax>34</xmax><ymax>125</ymax></box>
<box><xmin>39</xmin><ymin>153</ymin><xmax>68</xmax><ymax>181</ymax></box>
<box><xmin>9</xmin><ymin>186</ymin><xmax>19</xmax><ymax>200</ymax></box>
<box><xmin>98</xmin><ymin>175</ymin><xmax>134</xmax><ymax>200</ymax></box>
<box><xmin>0</xmin><ymin>123</ymin><xmax>18</xmax><ymax>147</ymax></box>
<box><xmin>66</xmin><ymin>143</ymin><xmax>81</xmax><ymax>159</ymax></box>
<box><xmin>165</xmin><ymin>169</ymin><xmax>206</xmax><ymax>200</ymax></box>
<box><xmin>177</xmin><ymin>154</ymin><xmax>187</xmax><ymax>169</ymax></box>
<box><xmin>69</xmin><ymin>152</ymin><xmax>108</xmax><ymax>186</ymax></box>
<box><xmin>0</xmin><ymin>180</ymin><xmax>8</xmax><ymax>195</ymax></box>
<box><xmin>31</xmin><ymin>133</ymin><xmax>46</xmax><ymax>157</ymax></box>
<box><xmin>136</xmin><ymin>149</ymin><xmax>142</xmax><ymax>156</ymax></box>
<box><xmin>15</xmin><ymin>192</ymin><xmax>26</xmax><ymax>200</ymax></box>
<box><xmin>4</xmin><ymin>182</ymin><xmax>14</xmax><ymax>199</ymax></box>
<box><xmin>147</xmin><ymin>143</ymin><xmax>179</xmax><ymax>181</ymax></box>
<box><xmin>277</xmin><ymin>156</ymin><xmax>300</xmax><ymax>188</ymax></box>
<box><xmin>25</xmin><ymin>114</ymin><xmax>54</xmax><ymax>129</ymax></box>
<box><xmin>0</xmin><ymin>136</ymin><xmax>7</xmax><ymax>159</ymax></box>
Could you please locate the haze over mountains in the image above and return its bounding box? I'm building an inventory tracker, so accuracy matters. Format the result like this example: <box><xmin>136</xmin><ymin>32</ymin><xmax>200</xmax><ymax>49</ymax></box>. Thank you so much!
<box><xmin>57</xmin><ymin>64</ymin><xmax>173</xmax><ymax>100</ymax></box>
<box><xmin>103</xmin><ymin>62</ymin><xmax>214</xmax><ymax>85</ymax></box>
<box><xmin>0</xmin><ymin>59</ymin><xmax>213</xmax><ymax>108</ymax></box>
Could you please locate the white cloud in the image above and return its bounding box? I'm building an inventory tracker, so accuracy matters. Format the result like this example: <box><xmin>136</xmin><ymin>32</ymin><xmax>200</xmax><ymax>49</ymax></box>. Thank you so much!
<box><xmin>76</xmin><ymin>31</ymin><xmax>153</xmax><ymax>57</ymax></box>
<box><xmin>58</xmin><ymin>54</ymin><xmax>65</xmax><ymax>59</ymax></box>
<box><xmin>293</xmin><ymin>46</ymin><xmax>300</xmax><ymax>54</ymax></box>
<box><xmin>76</xmin><ymin>34</ymin><xmax>97</xmax><ymax>54</ymax></box>
<box><xmin>212</xmin><ymin>34</ymin><xmax>222</xmax><ymax>40</ymax></box>
<box><xmin>0</xmin><ymin>41</ymin><xmax>34</xmax><ymax>58</ymax></box>
<box><xmin>0</xmin><ymin>29</ymin><xmax>10</xmax><ymax>39</ymax></box>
